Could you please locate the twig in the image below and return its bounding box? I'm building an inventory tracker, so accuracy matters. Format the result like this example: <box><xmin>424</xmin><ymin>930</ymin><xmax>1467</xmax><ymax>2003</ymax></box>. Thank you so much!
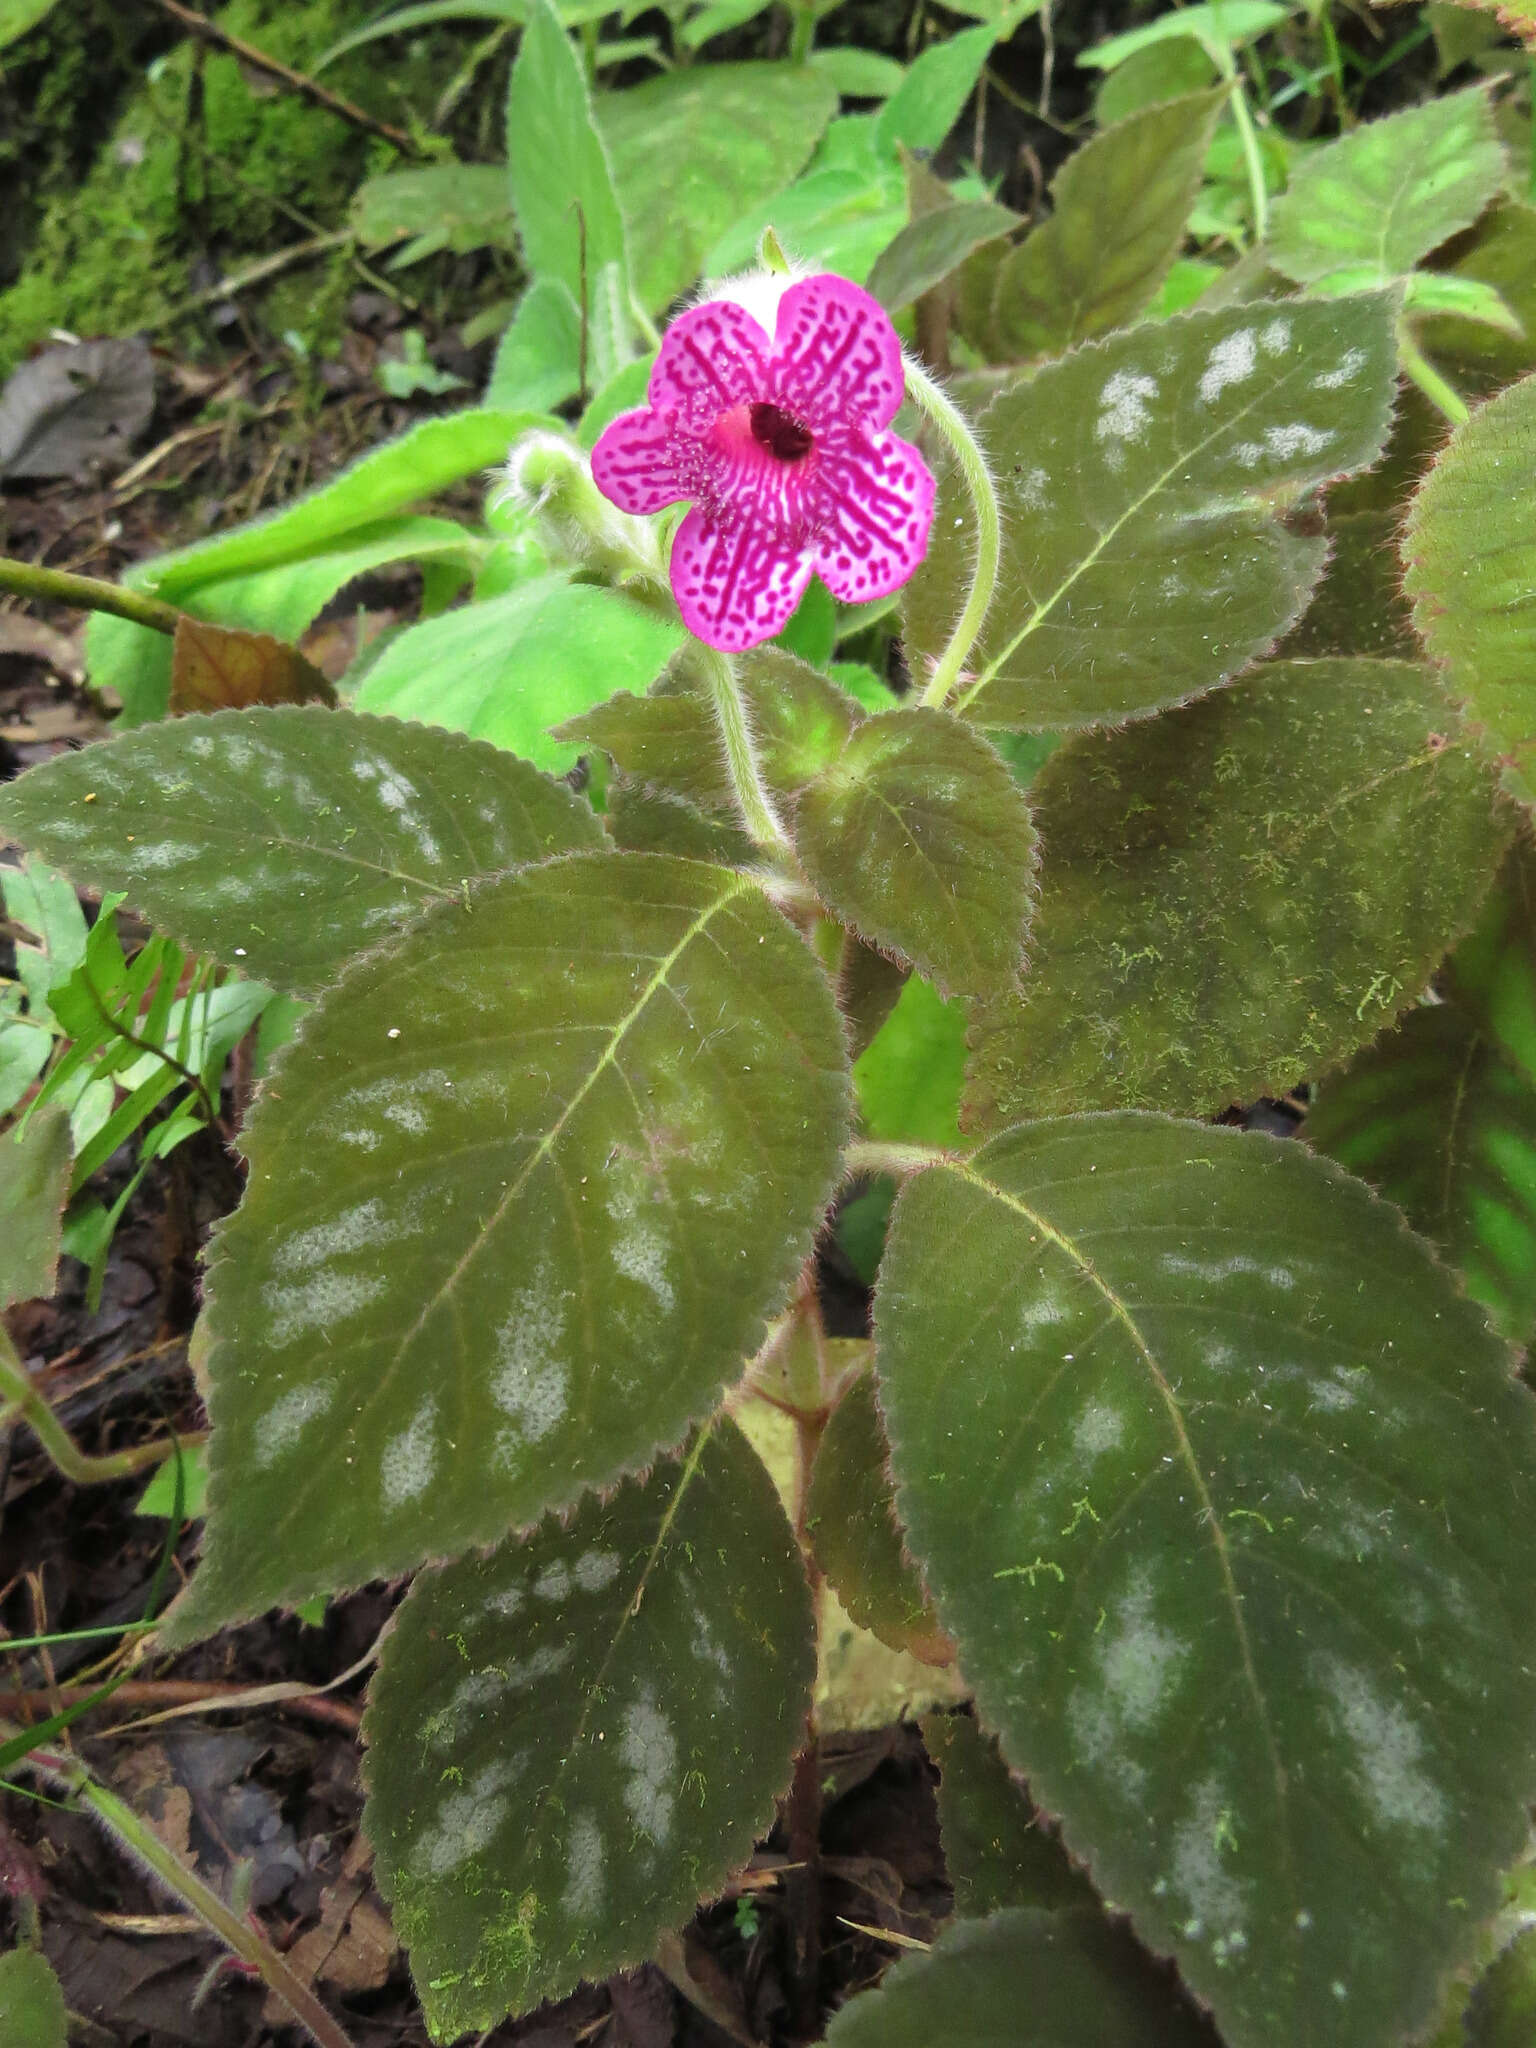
<box><xmin>0</xmin><ymin>1682</ymin><xmax>360</xmax><ymax>1734</ymax></box>
<box><xmin>151</xmin><ymin>231</ymin><xmax>351</xmax><ymax>329</ymax></box>
<box><xmin>143</xmin><ymin>0</ymin><xmax>422</xmax><ymax>158</ymax></box>
<box><xmin>0</xmin><ymin>556</ymin><xmax>181</xmax><ymax>639</ymax></box>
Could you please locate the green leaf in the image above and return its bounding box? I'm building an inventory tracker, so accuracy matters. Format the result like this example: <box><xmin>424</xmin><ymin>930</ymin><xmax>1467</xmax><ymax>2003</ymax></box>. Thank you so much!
<box><xmin>1308</xmin><ymin>844</ymin><xmax>1536</xmax><ymax>1345</ymax></box>
<box><xmin>807</xmin><ymin>1371</ymin><xmax>948</xmax><ymax>1660</ymax></box>
<box><xmin>0</xmin><ymin>1107</ymin><xmax>71</xmax><ymax>1306</ymax></box>
<box><xmin>485</xmin><ymin>278</ymin><xmax>582</xmax><ymax>412</ymax></box>
<box><xmin>0</xmin><ymin>708</ymin><xmax>601</xmax><ymax>998</ymax></box>
<box><xmin>1404</xmin><ymin>368</ymin><xmax>1536</xmax><ymax>813</ymax></box>
<box><xmin>351</xmin><ymin>165</ymin><xmax>514</xmax><ymax>261</ymax></box>
<box><xmin>0</xmin><ymin>0</ymin><xmax>59</xmax><ymax>47</ymax></box>
<box><xmin>875</xmin><ymin>24</ymin><xmax>1001</xmax><ymax>156</ymax></box>
<box><xmin>1267</xmin><ymin>86</ymin><xmax>1506</xmax><ymax>287</ymax></box>
<box><xmin>1274</xmin><ymin>510</ymin><xmax>1417</xmax><ymax>659</ymax></box>
<box><xmin>797</xmin><ymin>709</ymin><xmax>1037</xmax><ymax>999</ymax></box>
<box><xmin>603</xmin><ymin>783</ymin><xmax>756</xmax><ymax>864</ymax></box>
<box><xmin>809</xmin><ymin>47</ymin><xmax>906</xmax><ymax>98</ymax></box>
<box><xmin>867</xmin><ymin>198</ymin><xmax>1023</xmax><ymax>314</ymax></box>
<box><xmin>967</xmin><ymin>659</ymin><xmax>1506</xmax><ymax>1123</ymax></box>
<box><xmin>741</xmin><ymin>646</ymin><xmax>863</xmax><ymax>791</ymax></box>
<box><xmin>705</xmin><ymin>146</ymin><xmax>907</xmax><ymax>287</ymax></box>
<box><xmin>1420</xmin><ymin>200</ymin><xmax>1536</xmax><ymax>394</ymax></box>
<box><xmin>597</xmin><ymin>65</ymin><xmax>837</xmax><ymax>312</ymax></box>
<box><xmin>0</xmin><ymin>1948</ymin><xmax>67</xmax><ymax>2048</ymax></box>
<box><xmin>1093</xmin><ymin>38</ymin><xmax>1219</xmax><ymax>125</ymax></box>
<box><xmin>825</xmin><ymin>1908</ymin><xmax>1217</xmax><ymax>2048</ymax></box>
<box><xmin>363</xmin><ymin>1421</ymin><xmax>814</xmax><ymax>2036</ymax></box>
<box><xmin>876</xmin><ymin>1115</ymin><xmax>1536</xmax><ymax>2048</ymax></box>
<box><xmin>0</xmin><ymin>1002</ymin><xmax>51</xmax><ymax>1120</ymax></box>
<box><xmin>772</xmin><ymin>575</ymin><xmax>838</xmax><ymax>669</ymax></box>
<box><xmin>854</xmin><ymin>972</ymin><xmax>966</xmax><ymax>1150</ymax></box>
<box><xmin>2</xmin><ymin>857</ymin><xmax>88</xmax><ymax>1023</ymax></box>
<box><xmin>983</xmin><ymin>93</ymin><xmax>1227</xmax><ymax>362</ymax></box>
<box><xmin>554</xmin><ymin>690</ymin><xmax>727</xmax><ymax>810</ymax></box>
<box><xmin>1080</xmin><ymin>2</ymin><xmax>1290</xmax><ymax>70</ymax></box>
<box><xmin>924</xmin><ymin>1714</ymin><xmax>1095</xmax><ymax>1917</ymax></box>
<box><xmin>507</xmin><ymin>0</ymin><xmax>632</xmax><ymax>387</ymax></box>
<box><xmin>162</xmin><ymin>853</ymin><xmax>849</xmax><ymax>1640</ymax></box>
<box><xmin>903</xmin><ymin>295</ymin><xmax>1398</xmax><ymax>730</ymax></box>
<box><xmin>352</xmin><ymin>579</ymin><xmax>683</xmax><ymax>773</ymax></box>
<box><xmin>135</xmin><ymin>1441</ymin><xmax>211</xmax><ymax>1520</ymax></box>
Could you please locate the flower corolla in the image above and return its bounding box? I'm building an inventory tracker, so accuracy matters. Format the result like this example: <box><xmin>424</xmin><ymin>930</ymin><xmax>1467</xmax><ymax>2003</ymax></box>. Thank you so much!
<box><xmin>590</xmin><ymin>271</ymin><xmax>935</xmax><ymax>653</ymax></box>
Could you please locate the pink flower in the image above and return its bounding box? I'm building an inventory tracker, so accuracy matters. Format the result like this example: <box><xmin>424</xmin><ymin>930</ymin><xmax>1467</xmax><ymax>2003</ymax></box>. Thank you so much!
<box><xmin>590</xmin><ymin>273</ymin><xmax>935</xmax><ymax>653</ymax></box>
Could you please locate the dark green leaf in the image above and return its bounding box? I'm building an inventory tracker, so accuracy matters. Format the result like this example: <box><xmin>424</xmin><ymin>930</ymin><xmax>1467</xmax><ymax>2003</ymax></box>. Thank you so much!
<box><xmin>807</xmin><ymin>1373</ymin><xmax>949</xmax><ymax>1660</ymax></box>
<box><xmin>0</xmin><ymin>1948</ymin><xmax>67</xmax><ymax>2048</ymax></box>
<box><xmin>1268</xmin><ymin>86</ymin><xmax>1506</xmax><ymax>286</ymax></box>
<box><xmin>1093</xmin><ymin>38</ymin><xmax>1219</xmax><ymax>125</ymax></box>
<box><xmin>1404</xmin><ymin>368</ymin><xmax>1536</xmax><ymax>813</ymax></box>
<box><xmin>1274</xmin><ymin>511</ymin><xmax>1417</xmax><ymax>659</ymax></box>
<box><xmin>364</xmin><ymin>1422</ymin><xmax>814</xmax><ymax>2036</ymax></box>
<box><xmin>597</xmin><ymin>65</ymin><xmax>837</xmax><ymax>311</ymax></box>
<box><xmin>904</xmin><ymin>296</ymin><xmax>1398</xmax><ymax>729</ymax></box>
<box><xmin>554</xmin><ymin>691</ymin><xmax>728</xmax><ymax>811</ymax></box>
<box><xmin>351</xmin><ymin>165</ymin><xmax>514</xmax><ymax>260</ymax></box>
<box><xmin>867</xmin><ymin>199</ymin><xmax>1023</xmax><ymax>314</ymax></box>
<box><xmin>1420</xmin><ymin>200</ymin><xmax>1536</xmax><ymax>394</ymax></box>
<box><xmin>966</xmin><ymin>659</ymin><xmax>1507</xmax><ymax>1123</ymax></box>
<box><xmin>0</xmin><ymin>1108</ymin><xmax>71</xmax><ymax>1306</ymax></box>
<box><xmin>797</xmin><ymin>709</ymin><xmax>1037</xmax><ymax>998</ymax></box>
<box><xmin>1308</xmin><ymin>844</ymin><xmax>1536</xmax><ymax>1344</ymax></box>
<box><xmin>824</xmin><ymin>1908</ymin><xmax>1217</xmax><ymax>2048</ymax></box>
<box><xmin>740</xmin><ymin>646</ymin><xmax>863</xmax><ymax>794</ymax></box>
<box><xmin>924</xmin><ymin>1713</ymin><xmax>1097</xmax><ymax>1916</ymax></box>
<box><xmin>162</xmin><ymin>853</ymin><xmax>849</xmax><ymax>1640</ymax></box>
<box><xmin>987</xmin><ymin>93</ymin><xmax>1227</xmax><ymax>362</ymax></box>
<box><xmin>352</xmin><ymin>579</ymin><xmax>683</xmax><ymax>773</ymax></box>
<box><xmin>0</xmin><ymin>708</ymin><xmax>601</xmax><ymax>998</ymax></box>
<box><xmin>837</xmin><ymin>933</ymin><xmax>908</xmax><ymax>1061</ymax></box>
<box><xmin>507</xmin><ymin>0</ymin><xmax>632</xmax><ymax>385</ymax></box>
<box><xmin>603</xmin><ymin>784</ymin><xmax>757</xmax><ymax>864</ymax></box>
<box><xmin>877</xmin><ymin>1115</ymin><xmax>1536</xmax><ymax>2048</ymax></box>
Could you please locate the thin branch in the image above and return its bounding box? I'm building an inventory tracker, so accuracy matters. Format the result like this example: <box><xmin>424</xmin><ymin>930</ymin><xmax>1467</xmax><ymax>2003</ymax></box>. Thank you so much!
<box><xmin>142</xmin><ymin>0</ymin><xmax>422</xmax><ymax>158</ymax></box>
<box><xmin>0</xmin><ymin>556</ymin><xmax>181</xmax><ymax>638</ymax></box>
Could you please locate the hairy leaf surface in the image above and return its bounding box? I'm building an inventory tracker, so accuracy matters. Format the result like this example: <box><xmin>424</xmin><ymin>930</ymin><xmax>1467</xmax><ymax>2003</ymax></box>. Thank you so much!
<box><xmin>1404</xmin><ymin>369</ymin><xmax>1536</xmax><ymax>811</ymax></box>
<box><xmin>824</xmin><ymin>1908</ymin><xmax>1217</xmax><ymax>2048</ymax></box>
<box><xmin>0</xmin><ymin>1947</ymin><xmax>67</xmax><ymax>2048</ymax></box>
<box><xmin>365</xmin><ymin>1423</ymin><xmax>814</xmax><ymax>2037</ymax></box>
<box><xmin>1268</xmin><ymin>86</ymin><xmax>1505</xmax><ymax>286</ymax></box>
<box><xmin>0</xmin><ymin>709</ymin><xmax>600</xmax><ymax>997</ymax></box>
<box><xmin>0</xmin><ymin>1108</ymin><xmax>71</xmax><ymax>1306</ymax></box>
<box><xmin>796</xmin><ymin>709</ymin><xmax>1037</xmax><ymax>998</ymax></box>
<box><xmin>868</xmin><ymin>198</ymin><xmax>1023</xmax><ymax>314</ymax></box>
<box><xmin>984</xmin><ymin>93</ymin><xmax>1226</xmax><ymax>361</ymax></box>
<box><xmin>164</xmin><ymin>853</ymin><xmax>849</xmax><ymax>1639</ymax></box>
<box><xmin>877</xmin><ymin>1116</ymin><xmax>1536</xmax><ymax>2048</ymax></box>
<box><xmin>967</xmin><ymin>660</ymin><xmax>1506</xmax><ymax>1123</ymax></box>
<box><xmin>924</xmin><ymin>1713</ymin><xmax>1094</xmax><ymax>1917</ymax></box>
<box><xmin>903</xmin><ymin>296</ymin><xmax>1397</xmax><ymax>728</ymax></box>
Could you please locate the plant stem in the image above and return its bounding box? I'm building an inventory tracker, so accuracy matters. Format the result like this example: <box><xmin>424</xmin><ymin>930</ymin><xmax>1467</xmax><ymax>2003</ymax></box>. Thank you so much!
<box><xmin>0</xmin><ymin>1325</ymin><xmax>188</xmax><ymax>1487</ymax></box>
<box><xmin>0</xmin><ymin>556</ymin><xmax>182</xmax><ymax>638</ymax></box>
<box><xmin>694</xmin><ymin>645</ymin><xmax>793</xmax><ymax>856</ymax></box>
<box><xmin>842</xmin><ymin>1138</ymin><xmax>950</xmax><ymax>1178</ymax></box>
<box><xmin>1227</xmin><ymin>77</ymin><xmax>1270</xmax><ymax>243</ymax></box>
<box><xmin>904</xmin><ymin>359</ymin><xmax>1000</xmax><ymax>711</ymax></box>
<box><xmin>1398</xmin><ymin>324</ymin><xmax>1470</xmax><ymax>426</ymax></box>
<box><xmin>788</xmin><ymin>3</ymin><xmax>816</xmax><ymax>63</ymax></box>
<box><xmin>9</xmin><ymin>1736</ymin><xmax>358</xmax><ymax>2048</ymax></box>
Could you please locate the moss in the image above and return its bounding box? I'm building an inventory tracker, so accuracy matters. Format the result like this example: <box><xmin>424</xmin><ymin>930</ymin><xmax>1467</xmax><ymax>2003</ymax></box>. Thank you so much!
<box><xmin>0</xmin><ymin>0</ymin><xmax>454</xmax><ymax>380</ymax></box>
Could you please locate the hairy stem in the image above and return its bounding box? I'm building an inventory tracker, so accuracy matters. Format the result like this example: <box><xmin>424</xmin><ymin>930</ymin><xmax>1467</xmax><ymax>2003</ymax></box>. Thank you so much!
<box><xmin>0</xmin><ymin>1324</ymin><xmax>189</xmax><ymax>1486</ymax></box>
<box><xmin>9</xmin><ymin>1737</ymin><xmax>357</xmax><ymax>2048</ymax></box>
<box><xmin>694</xmin><ymin>645</ymin><xmax>793</xmax><ymax>856</ymax></box>
<box><xmin>788</xmin><ymin>2</ymin><xmax>817</xmax><ymax>63</ymax></box>
<box><xmin>0</xmin><ymin>556</ymin><xmax>182</xmax><ymax>638</ymax></box>
<box><xmin>903</xmin><ymin>360</ymin><xmax>1000</xmax><ymax>711</ymax></box>
<box><xmin>842</xmin><ymin>1138</ymin><xmax>951</xmax><ymax>1179</ymax></box>
<box><xmin>1227</xmin><ymin>77</ymin><xmax>1270</xmax><ymax>243</ymax></box>
<box><xmin>1397</xmin><ymin>324</ymin><xmax>1470</xmax><ymax>427</ymax></box>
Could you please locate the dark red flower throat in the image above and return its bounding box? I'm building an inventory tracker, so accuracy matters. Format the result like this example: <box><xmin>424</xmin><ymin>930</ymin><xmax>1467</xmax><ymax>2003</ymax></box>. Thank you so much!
<box><xmin>750</xmin><ymin>401</ymin><xmax>814</xmax><ymax>463</ymax></box>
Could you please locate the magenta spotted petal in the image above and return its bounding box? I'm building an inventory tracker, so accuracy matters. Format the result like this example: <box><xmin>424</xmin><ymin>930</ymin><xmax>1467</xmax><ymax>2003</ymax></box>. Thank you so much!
<box><xmin>591</xmin><ymin>272</ymin><xmax>935</xmax><ymax>653</ymax></box>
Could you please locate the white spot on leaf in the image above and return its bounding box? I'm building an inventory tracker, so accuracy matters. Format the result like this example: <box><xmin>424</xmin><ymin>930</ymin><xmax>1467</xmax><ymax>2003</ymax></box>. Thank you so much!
<box><xmin>1096</xmin><ymin>370</ymin><xmax>1159</xmax><ymax>444</ymax></box>
<box><xmin>254</xmin><ymin>1382</ymin><xmax>335</xmax><ymax>1468</ymax></box>
<box><xmin>1199</xmin><ymin>330</ymin><xmax>1256</xmax><ymax>405</ymax></box>
<box><xmin>381</xmin><ymin>1398</ymin><xmax>438</xmax><ymax>1508</ymax></box>
<box><xmin>621</xmin><ymin>1687</ymin><xmax>677</xmax><ymax>1847</ymax></box>
<box><xmin>562</xmin><ymin>1812</ymin><xmax>606</xmax><ymax>1920</ymax></box>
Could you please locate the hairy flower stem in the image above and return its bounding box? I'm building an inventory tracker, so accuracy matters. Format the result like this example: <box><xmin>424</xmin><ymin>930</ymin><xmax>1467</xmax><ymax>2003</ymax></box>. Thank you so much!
<box><xmin>694</xmin><ymin>645</ymin><xmax>794</xmax><ymax>857</ymax></box>
<box><xmin>842</xmin><ymin>1138</ymin><xmax>951</xmax><ymax>1179</ymax></box>
<box><xmin>0</xmin><ymin>554</ymin><xmax>182</xmax><ymax>637</ymax></box>
<box><xmin>1397</xmin><ymin>323</ymin><xmax>1470</xmax><ymax>427</ymax></box>
<box><xmin>903</xmin><ymin>360</ymin><xmax>1000</xmax><ymax>711</ymax></box>
<box><xmin>8</xmin><ymin>1735</ymin><xmax>358</xmax><ymax>2048</ymax></box>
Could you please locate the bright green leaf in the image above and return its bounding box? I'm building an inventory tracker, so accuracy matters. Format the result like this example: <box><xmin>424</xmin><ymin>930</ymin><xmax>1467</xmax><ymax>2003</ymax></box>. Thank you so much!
<box><xmin>904</xmin><ymin>295</ymin><xmax>1397</xmax><ymax>730</ymax></box>
<box><xmin>854</xmin><ymin>973</ymin><xmax>966</xmax><ymax>1150</ymax></box>
<box><xmin>1080</xmin><ymin>2</ymin><xmax>1290</xmax><ymax>70</ymax></box>
<box><xmin>1267</xmin><ymin>86</ymin><xmax>1505</xmax><ymax>287</ymax></box>
<box><xmin>135</xmin><ymin>1441</ymin><xmax>211</xmax><ymax>1520</ymax></box>
<box><xmin>0</xmin><ymin>708</ymin><xmax>601</xmax><ymax>997</ymax></box>
<box><xmin>353</xmin><ymin>579</ymin><xmax>683</xmax><ymax>773</ymax></box>
<box><xmin>507</xmin><ymin>0</ymin><xmax>632</xmax><ymax>387</ymax></box>
<box><xmin>705</xmin><ymin>151</ymin><xmax>907</xmax><ymax>287</ymax></box>
<box><xmin>2</xmin><ymin>857</ymin><xmax>88</xmax><ymax>1023</ymax></box>
<box><xmin>0</xmin><ymin>1948</ymin><xmax>67</xmax><ymax>2048</ymax></box>
<box><xmin>485</xmin><ymin>278</ymin><xmax>582</xmax><ymax>412</ymax></box>
<box><xmin>985</xmin><ymin>92</ymin><xmax>1227</xmax><ymax>361</ymax></box>
<box><xmin>797</xmin><ymin>708</ymin><xmax>1037</xmax><ymax>998</ymax></box>
<box><xmin>364</xmin><ymin>1420</ymin><xmax>814</xmax><ymax>2036</ymax></box>
<box><xmin>0</xmin><ymin>0</ymin><xmax>58</xmax><ymax>46</ymax></box>
<box><xmin>809</xmin><ymin>47</ymin><xmax>906</xmax><ymax>97</ymax></box>
<box><xmin>875</xmin><ymin>24</ymin><xmax>1001</xmax><ymax>156</ymax></box>
<box><xmin>161</xmin><ymin>853</ymin><xmax>849</xmax><ymax>1640</ymax></box>
<box><xmin>968</xmin><ymin>659</ymin><xmax>1506</xmax><ymax>1124</ymax></box>
<box><xmin>1404</xmin><ymin>367</ymin><xmax>1536</xmax><ymax>812</ymax></box>
<box><xmin>825</xmin><ymin>1908</ymin><xmax>1217</xmax><ymax>2048</ymax></box>
<box><xmin>877</xmin><ymin>1115</ymin><xmax>1536</xmax><ymax>2048</ymax></box>
<box><xmin>351</xmin><ymin>165</ymin><xmax>514</xmax><ymax>261</ymax></box>
<box><xmin>597</xmin><ymin>65</ymin><xmax>837</xmax><ymax>312</ymax></box>
<box><xmin>0</xmin><ymin>1108</ymin><xmax>71</xmax><ymax>1306</ymax></box>
<box><xmin>867</xmin><ymin>198</ymin><xmax>1023</xmax><ymax>313</ymax></box>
